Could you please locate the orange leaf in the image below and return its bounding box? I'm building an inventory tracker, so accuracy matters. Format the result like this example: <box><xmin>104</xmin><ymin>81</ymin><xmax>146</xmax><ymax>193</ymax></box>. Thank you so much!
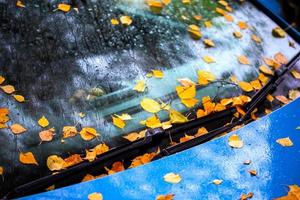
<box><xmin>237</xmin><ymin>21</ymin><xmax>248</xmax><ymax>29</ymax></box>
<box><xmin>233</xmin><ymin>31</ymin><xmax>243</xmax><ymax>38</ymax></box>
<box><xmin>274</xmin><ymin>185</ymin><xmax>300</xmax><ymax>200</ymax></box>
<box><xmin>112</xmin><ymin>116</ymin><xmax>126</xmax><ymax>129</ymax></box>
<box><xmin>187</xmin><ymin>25</ymin><xmax>202</xmax><ymax>40</ymax></box>
<box><xmin>239</xmin><ymin>82</ymin><xmax>253</xmax><ymax>92</ymax></box>
<box><xmin>57</xmin><ymin>4</ymin><xmax>71</xmax><ymax>12</ymax></box>
<box><xmin>47</xmin><ymin>155</ymin><xmax>65</xmax><ymax>171</ymax></box>
<box><xmin>238</xmin><ymin>55</ymin><xmax>250</xmax><ymax>65</ymax></box>
<box><xmin>250</xmin><ymin>80</ymin><xmax>262</xmax><ymax>90</ymax></box>
<box><xmin>80</xmin><ymin>127</ymin><xmax>99</xmax><ymax>141</ymax></box>
<box><xmin>276</xmin><ymin>137</ymin><xmax>293</xmax><ymax>147</ymax></box>
<box><xmin>291</xmin><ymin>70</ymin><xmax>300</xmax><ymax>79</ymax></box>
<box><xmin>39</xmin><ymin>128</ymin><xmax>55</xmax><ymax>142</ymax></box>
<box><xmin>63</xmin><ymin>126</ymin><xmax>78</xmax><ymax>138</ymax></box>
<box><xmin>84</xmin><ymin>150</ymin><xmax>97</xmax><ymax>162</ymax></box>
<box><xmin>1</xmin><ymin>85</ymin><xmax>15</xmax><ymax>94</ymax></box>
<box><xmin>105</xmin><ymin>161</ymin><xmax>125</xmax><ymax>175</ymax></box>
<box><xmin>180</xmin><ymin>134</ymin><xmax>194</xmax><ymax>143</ymax></box>
<box><xmin>156</xmin><ymin>194</ymin><xmax>175</xmax><ymax>200</ymax></box>
<box><xmin>259</xmin><ymin>65</ymin><xmax>274</xmax><ymax>76</ymax></box>
<box><xmin>274</xmin><ymin>52</ymin><xmax>288</xmax><ymax>64</ymax></box>
<box><xmin>195</xmin><ymin>127</ymin><xmax>208</xmax><ymax>137</ymax></box>
<box><xmin>10</xmin><ymin>123</ymin><xmax>26</xmax><ymax>134</ymax></box>
<box><xmin>123</xmin><ymin>132</ymin><xmax>145</xmax><ymax>142</ymax></box>
<box><xmin>251</xmin><ymin>34</ymin><xmax>262</xmax><ymax>43</ymax></box>
<box><xmin>248</xmin><ymin>170</ymin><xmax>257</xmax><ymax>176</ymax></box>
<box><xmin>92</xmin><ymin>143</ymin><xmax>110</xmax><ymax>156</ymax></box>
<box><xmin>0</xmin><ymin>76</ymin><xmax>5</xmax><ymax>84</ymax></box>
<box><xmin>275</xmin><ymin>95</ymin><xmax>290</xmax><ymax>104</ymax></box>
<box><xmin>13</xmin><ymin>95</ymin><xmax>25</xmax><ymax>103</ymax></box>
<box><xmin>19</xmin><ymin>152</ymin><xmax>38</xmax><ymax>165</ymax></box>
<box><xmin>228</xmin><ymin>134</ymin><xmax>243</xmax><ymax>148</ymax></box>
<box><xmin>64</xmin><ymin>154</ymin><xmax>83</xmax><ymax>168</ymax></box>
<box><xmin>16</xmin><ymin>0</ymin><xmax>25</xmax><ymax>8</ymax></box>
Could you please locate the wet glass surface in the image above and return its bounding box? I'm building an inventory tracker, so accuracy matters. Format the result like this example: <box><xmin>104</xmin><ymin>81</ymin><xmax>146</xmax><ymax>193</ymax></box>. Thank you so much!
<box><xmin>0</xmin><ymin>0</ymin><xmax>299</xmax><ymax>195</ymax></box>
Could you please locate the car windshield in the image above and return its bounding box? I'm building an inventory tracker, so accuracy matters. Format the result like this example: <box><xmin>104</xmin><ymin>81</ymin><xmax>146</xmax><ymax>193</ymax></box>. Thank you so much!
<box><xmin>0</xmin><ymin>0</ymin><xmax>299</xmax><ymax>196</ymax></box>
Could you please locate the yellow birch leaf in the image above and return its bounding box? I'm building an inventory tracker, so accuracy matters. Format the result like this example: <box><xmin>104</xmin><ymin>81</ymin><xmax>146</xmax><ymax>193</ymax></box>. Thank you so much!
<box><xmin>202</xmin><ymin>55</ymin><xmax>215</xmax><ymax>64</ymax></box>
<box><xmin>274</xmin><ymin>52</ymin><xmax>288</xmax><ymax>65</ymax></box>
<box><xmin>19</xmin><ymin>152</ymin><xmax>38</xmax><ymax>165</ymax></box>
<box><xmin>289</xmin><ymin>89</ymin><xmax>300</xmax><ymax>100</ymax></box>
<box><xmin>152</xmin><ymin>70</ymin><xmax>164</xmax><ymax>78</ymax></box>
<box><xmin>276</xmin><ymin>137</ymin><xmax>293</xmax><ymax>147</ymax></box>
<box><xmin>228</xmin><ymin>134</ymin><xmax>243</xmax><ymax>148</ymax></box>
<box><xmin>163</xmin><ymin>173</ymin><xmax>182</xmax><ymax>184</ymax></box>
<box><xmin>233</xmin><ymin>31</ymin><xmax>243</xmax><ymax>38</ymax></box>
<box><xmin>0</xmin><ymin>166</ymin><xmax>4</xmax><ymax>176</ymax></box>
<box><xmin>16</xmin><ymin>0</ymin><xmax>25</xmax><ymax>8</ymax></box>
<box><xmin>120</xmin><ymin>16</ymin><xmax>132</xmax><ymax>26</ymax></box>
<box><xmin>203</xmin><ymin>101</ymin><xmax>215</xmax><ymax>115</ymax></box>
<box><xmin>258</xmin><ymin>73</ymin><xmax>269</xmax><ymax>85</ymax></box>
<box><xmin>140</xmin><ymin>98</ymin><xmax>161</xmax><ymax>113</ymax></box>
<box><xmin>291</xmin><ymin>70</ymin><xmax>300</xmax><ymax>79</ymax></box>
<box><xmin>58</xmin><ymin>3</ymin><xmax>71</xmax><ymax>12</ymax></box>
<box><xmin>212</xmin><ymin>179</ymin><xmax>223</xmax><ymax>185</ymax></box>
<box><xmin>232</xmin><ymin>97</ymin><xmax>243</xmax><ymax>106</ymax></box>
<box><xmin>84</xmin><ymin>150</ymin><xmax>97</xmax><ymax>162</ymax></box>
<box><xmin>78</xmin><ymin>112</ymin><xmax>85</xmax><ymax>118</ymax></box>
<box><xmin>1</xmin><ymin>85</ymin><xmax>15</xmax><ymax>94</ymax></box>
<box><xmin>237</xmin><ymin>21</ymin><xmax>248</xmax><ymax>29</ymax></box>
<box><xmin>239</xmin><ymin>82</ymin><xmax>254</xmax><ymax>92</ymax></box>
<box><xmin>115</xmin><ymin>113</ymin><xmax>132</xmax><ymax>121</ymax></box>
<box><xmin>39</xmin><ymin>128</ymin><xmax>55</xmax><ymax>142</ymax></box>
<box><xmin>203</xmin><ymin>39</ymin><xmax>215</xmax><ymax>47</ymax></box>
<box><xmin>177</xmin><ymin>78</ymin><xmax>196</xmax><ymax>87</ymax></box>
<box><xmin>133</xmin><ymin>80</ymin><xmax>146</xmax><ymax>92</ymax></box>
<box><xmin>112</xmin><ymin>116</ymin><xmax>126</xmax><ymax>129</ymax></box>
<box><xmin>156</xmin><ymin>194</ymin><xmax>175</xmax><ymax>200</ymax></box>
<box><xmin>111</xmin><ymin>18</ymin><xmax>119</xmax><ymax>25</ymax></box>
<box><xmin>123</xmin><ymin>132</ymin><xmax>143</xmax><ymax>142</ymax></box>
<box><xmin>198</xmin><ymin>70</ymin><xmax>216</xmax><ymax>85</ymax></box>
<box><xmin>267</xmin><ymin>94</ymin><xmax>274</xmax><ymax>102</ymax></box>
<box><xmin>251</xmin><ymin>34</ymin><xmax>262</xmax><ymax>43</ymax></box>
<box><xmin>216</xmin><ymin>7</ymin><xmax>226</xmax><ymax>15</ymax></box>
<box><xmin>63</xmin><ymin>126</ymin><xmax>78</xmax><ymax>138</ymax></box>
<box><xmin>145</xmin><ymin>115</ymin><xmax>162</xmax><ymax>129</ymax></box>
<box><xmin>47</xmin><ymin>155</ymin><xmax>65</xmax><ymax>171</ymax></box>
<box><xmin>10</xmin><ymin>123</ymin><xmax>27</xmax><ymax>134</ymax></box>
<box><xmin>220</xmin><ymin>98</ymin><xmax>233</xmax><ymax>106</ymax></box>
<box><xmin>238</xmin><ymin>55</ymin><xmax>250</xmax><ymax>65</ymax></box>
<box><xmin>169</xmin><ymin>109</ymin><xmax>188</xmax><ymax>124</ymax></box>
<box><xmin>38</xmin><ymin>116</ymin><xmax>49</xmax><ymax>128</ymax></box>
<box><xmin>250</xmin><ymin>80</ymin><xmax>262</xmax><ymax>90</ymax></box>
<box><xmin>0</xmin><ymin>76</ymin><xmax>5</xmax><ymax>84</ymax></box>
<box><xmin>187</xmin><ymin>24</ymin><xmax>202</xmax><ymax>40</ymax></box>
<box><xmin>259</xmin><ymin>65</ymin><xmax>274</xmax><ymax>76</ymax></box>
<box><xmin>176</xmin><ymin>85</ymin><xmax>196</xmax><ymax>99</ymax></box>
<box><xmin>92</xmin><ymin>143</ymin><xmax>110</xmax><ymax>156</ymax></box>
<box><xmin>218</xmin><ymin>0</ymin><xmax>228</xmax><ymax>6</ymax></box>
<box><xmin>79</xmin><ymin>127</ymin><xmax>99</xmax><ymax>141</ymax></box>
<box><xmin>240</xmin><ymin>95</ymin><xmax>251</xmax><ymax>103</ymax></box>
<box><xmin>13</xmin><ymin>95</ymin><xmax>25</xmax><ymax>103</ymax></box>
<box><xmin>181</xmin><ymin>98</ymin><xmax>198</xmax><ymax>108</ymax></box>
<box><xmin>88</xmin><ymin>192</ymin><xmax>103</xmax><ymax>200</ymax></box>
<box><xmin>204</xmin><ymin>21</ymin><xmax>213</xmax><ymax>28</ymax></box>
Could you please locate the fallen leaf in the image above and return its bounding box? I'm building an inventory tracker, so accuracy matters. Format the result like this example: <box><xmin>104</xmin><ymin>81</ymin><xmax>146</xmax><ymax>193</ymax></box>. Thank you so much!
<box><xmin>238</xmin><ymin>55</ymin><xmax>250</xmax><ymax>65</ymax></box>
<box><xmin>266</xmin><ymin>94</ymin><xmax>274</xmax><ymax>102</ymax></box>
<box><xmin>202</xmin><ymin>55</ymin><xmax>215</xmax><ymax>64</ymax></box>
<box><xmin>47</xmin><ymin>155</ymin><xmax>65</xmax><ymax>171</ymax></box>
<box><xmin>82</xmin><ymin>174</ymin><xmax>95</xmax><ymax>182</ymax></box>
<box><xmin>220</xmin><ymin>98</ymin><xmax>233</xmax><ymax>106</ymax></box>
<box><xmin>276</xmin><ymin>137</ymin><xmax>293</xmax><ymax>147</ymax></box>
<box><xmin>0</xmin><ymin>166</ymin><xmax>4</xmax><ymax>176</ymax></box>
<box><xmin>275</xmin><ymin>185</ymin><xmax>300</xmax><ymax>200</ymax></box>
<box><xmin>250</xmin><ymin>80</ymin><xmax>262</xmax><ymax>90</ymax></box>
<box><xmin>140</xmin><ymin>98</ymin><xmax>161</xmax><ymax>113</ymax></box>
<box><xmin>63</xmin><ymin>126</ymin><xmax>78</xmax><ymax>138</ymax></box>
<box><xmin>251</xmin><ymin>34</ymin><xmax>262</xmax><ymax>43</ymax></box>
<box><xmin>0</xmin><ymin>76</ymin><xmax>5</xmax><ymax>84</ymax></box>
<box><xmin>1</xmin><ymin>85</ymin><xmax>15</xmax><ymax>94</ymax></box>
<box><xmin>196</xmin><ymin>109</ymin><xmax>206</xmax><ymax>118</ymax></box>
<box><xmin>112</xmin><ymin>116</ymin><xmax>126</xmax><ymax>129</ymax></box>
<box><xmin>19</xmin><ymin>152</ymin><xmax>38</xmax><ymax>165</ymax></box>
<box><xmin>163</xmin><ymin>172</ymin><xmax>182</xmax><ymax>184</ymax></box>
<box><xmin>120</xmin><ymin>16</ymin><xmax>132</xmax><ymax>26</ymax></box>
<box><xmin>176</xmin><ymin>85</ymin><xmax>196</xmax><ymax>100</ymax></box>
<box><xmin>16</xmin><ymin>0</ymin><xmax>25</xmax><ymax>8</ymax></box>
<box><xmin>237</xmin><ymin>21</ymin><xmax>248</xmax><ymax>29</ymax></box>
<box><xmin>195</xmin><ymin>128</ymin><xmax>208</xmax><ymax>137</ymax></box>
<box><xmin>92</xmin><ymin>143</ymin><xmax>110</xmax><ymax>156</ymax></box>
<box><xmin>212</xmin><ymin>179</ymin><xmax>223</xmax><ymax>185</ymax></box>
<box><xmin>291</xmin><ymin>70</ymin><xmax>300</xmax><ymax>79</ymax></box>
<box><xmin>276</xmin><ymin>95</ymin><xmax>290</xmax><ymax>104</ymax></box>
<box><xmin>147</xmin><ymin>0</ymin><xmax>164</xmax><ymax>14</ymax></box>
<box><xmin>39</xmin><ymin>128</ymin><xmax>55</xmax><ymax>142</ymax></box>
<box><xmin>123</xmin><ymin>132</ymin><xmax>145</xmax><ymax>142</ymax></box>
<box><xmin>38</xmin><ymin>116</ymin><xmax>49</xmax><ymax>128</ymax></box>
<box><xmin>63</xmin><ymin>154</ymin><xmax>83</xmax><ymax>168</ymax></box>
<box><xmin>240</xmin><ymin>192</ymin><xmax>254</xmax><ymax>200</ymax></box>
<box><xmin>156</xmin><ymin>194</ymin><xmax>175</xmax><ymax>200</ymax></box>
<box><xmin>248</xmin><ymin>170</ymin><xmax>257</xmax><ymax>176</ymax></box>
<box><xmin>179</xmin><ymin>134</ymin><xmax>194</xmax><ymax>143</ymax></box>
<box><xmin>243</xmin><ymin>160</ymin><xmax>251</xmax><ymax>165</ymax></box>
<box><xmin>88</xmin><ymin>192</ymin><xmax>103</xmax><ymax>200</ymax></box>
<box><xmin>46</xmin><ymin>185</ymin><xmax>55</xmax><ymax>191</ymax></box>
<box><xmin>13</xmin><ymin>94</ymin><xmax>25</xmax><ymax>103</ymax></box>
<box><xmin>57</xmin><ymin>3</ymin><xmax>71</xmax><ymax>12</ymax></box>
<box><xmin>193</xmin><ymin>15</ymin><xmax>202</xmax><ymax>21</ymax></box>
<box><xmin>105</xmin><ymin>161</ymin><xmax>125</xmax><ymax>175</ymax></box>
<box><xmin>216</xmin><ymin>7</ymin><xmax>226</xmax><ymax>15</ymax></box>
<box><xmin>198</xmin><ymin>70</ymin><xmax>216</xmax><ymax>85</ymax></box>
<box><xmin>204</xmin><ymin>21</ymin><xmax>213</xmax><ymax>28</ymax></box>
<box><xmin>187</xmin><ymin>24</ymin><xmax>202</xmax><ymax>40</ymax></box>
<box><xmin>10</xmin><ymin>123</ymin><xmax>27</xmax><ymax>134</ymax></box>
<box><xmin>169</xmin><ymin>109</ymin><xmax>188</xmax><ymax>124</ymax></box>
<box><xmin>259</xmin><ymin>65</ymin><xmax>274</xmax><ymax>76</ymax></box>
<box><xmin>289</xmin><ymin>89</ymin><xmax>300</xmax><ymax>100</ymax></box>
<box><xmin>111</xmin><ymin>18</ymin><xmax>119</xmax><ymax>25</ymax></box>
<box><xmin>272</xmin><ymin>27</ymin><xmax>286</xmax><ymax>38</ymax></box>
<box><xmin>203</xmin><ymin>39</ymin><xmax>215</xmax><ymax>47</ymax></box>
<box><xmin>133</xmin><ymin>80</ymin><xmax>146</xmax><ymax>92</ymax></box>
<box><xmin>181</xmin><ymin>98</ymin><xmax>198</xmax><ymax>108</ymax></box>
<box><xmin>80</xmin><ymin>127</ymin><xmax>99</xmax><ymax>141</ymax></box>
<box><xmin>274</xmin><ymin>52</ymin><xmax>288</xmax><ymax>64</ymax></box>
<box><xmin>239</xmin><ymin>82</ymin><xmax>254</xmax><ymax>92</ymax></box>
<box><xmin>224</xmin><ymin>14</ymin><xmax>234</xmax><ymax>22</ymax></box>
<box><xmin>177</xmin><ymin>78</ymin><xmax>196</xmax><ymax>87</ymax></box>
<box><xmin>130</xmin><ymin>150</ymin><xmax>159</xmax><ymax>168</ymax></box>
<box><xmin>145</xmin><ymin>115</ymin><xmax>162</xmax><ymax>128</ymax></box>
<box><xmin>233</xmin><ymin>31</ymin><xmax>243</xmax><ymax>38</ymax></box>
<box><xmin>84</xmin><ymin>150</ymin><xmax>97</xmax><ymax>162</ymax></box>
<box><xmin>78</xmin><ymin>112</ymin><xmax>85</xmax><ymax>118</ymax></box>
<box><xmin>152</xmin><ymin>70</ymin><xmax>164</xmax><ymax>78</ymax></box>
<box><xmin>228</xmin><ymin>134</ymin><xmax>243</xmax><ymax>148</ymax></box>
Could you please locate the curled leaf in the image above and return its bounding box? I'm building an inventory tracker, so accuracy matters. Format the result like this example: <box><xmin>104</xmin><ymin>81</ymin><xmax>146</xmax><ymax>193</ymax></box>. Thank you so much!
<box><xmin>238</xmin><ymin>55</ymin><xmax>250</xmax><ymax>65</ymax></box>
<box><xmin>187</xmin><ymin>24</ymin><xmax>202</xmax><ymax>40</ymax></box>
<box><xmin>120</xmin><ymin>16</ymin><xmax>132</xmax><ymax>26</ymax></box>
<box><xmin>202</xmin><ymin>55</ymin><xmax>215</xmax><ymax>64</ymax></box>
<box><xmin>133</xmin><ymin>80</ymin><xmax>146</xmax><ymax>92</ymax></box>
<box><xmin>212</xmin><ymin>179</ymin><xmax>223</xmax><ymax>185</ymax></box>
<box><xmin>156</xmin><ymin>194</ymin><xmax>175</xmax><ymax>200</ymax></box>
<box><xmin>239</xmin><ymin>82</ymin><xmax>253</xmax><ymax>92</ymax></box>
<box><xmin>169</xmin><ymin>109</ymin><xmax>188</xmax><ymax>124</ymax></box>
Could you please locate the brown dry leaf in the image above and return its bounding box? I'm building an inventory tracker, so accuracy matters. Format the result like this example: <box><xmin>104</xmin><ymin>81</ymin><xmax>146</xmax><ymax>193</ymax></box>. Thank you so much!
<box><xmin>239</xmin><ymin>82</ymin><xmax>254</xmax><ymax>92</ymax></box>
<box><xmin>46</xmin><ymin>185</ymin><xmax>55</xmax><ymax>191</ymax></box>
<box><xmin>169</xmin><ymin>109</ymin><xmax>188</xmax><ymax>124</ymax></box>
<box><xmin>38</xmin><ymin>116</ymin><xmax>49</xmax><ymax>128</ymax></box>
<box><xmin>16</xmin><ymin>0</ymin><xmax>25</xmax><ymax>7</ymax></box>
<box><xmin>238</xmin><ymin>55</ymin><xmax>250</xmax><ymax>65</ymax></box>
<box><xmin>1</xmin><ymin>85</ymin><xmax>15</xmax><ymax>94</ymax></box>
<box><xmin>259</xmin><ymin>65</ymin><xmax>274</xmax><ymax>76</ymax></box>
<box><xmin>274</xmin><ymin>185</ymin><xmax>300</xmax><ymax>200</ymax></box>
<box><xmin>84</xmin><ymin>150</ymin><xmax>97</xmax><ymax>162</ymax></box>
<box><xmin>240</xmin><ymin>192</ymin><xmax>254</xmax><ymax>200</ymax></box>
<box><xmin>248</xmin><ymin>170</ymin><xmax>257</xmax><ymax>176</ymax></box>
<box><xmin>13</xmin><ymin>95</ymin><xmax>25</xmax><ymax>103</ymax></box>
<box><xmin>251</xmin><ymin>34</ymin><xmax>262</xmax><ymax>43</ymax></box>
<box><xmin>237</xmin><ymin>21</ymin><xmax>248</xmax><ymax>29</ymax></box>
<box><xmin>112</xmin><ymin>116</ymin><xmax>126</xmax><ymax>129</ymax></box>
<box><xmin>291</xmin><ymin>70</ymin><xmax>300</xmax><ymax>79</ymax></box>
<box><xmin>276</xmin><ymin>95</ymin><xmax>290</xmax><ymax>104</ymax></box>
<box><xmin>272</xmin><ymin>27</ymin><xmax>286</xmax><ymax>38</ymax></box>
<box><xmin>120</xmin><ymin>16</ymin><xmax>132</xmax><ymax>26</ymax></box>
<box><xmin>47</xmin><ymin>155</ymin><xmax>65</xmax><ymax>171</ymax></box>
<box><xmin>80</xmin><ymin>127</ymin><xmax>99</xmax><ymax>141</ymax></box>
<box><xmin>140</xmin><ymin>98</ymin><xmax>161</xmax><ymax>113</ymax></box>
<box><xmin>64</xmin><ymin>154</ymin><xmax>83</xmax><ymax>168</ymax></box>
<box><xmin>63</xmin><ymin>126</ymin><xmax>78</xmax><ymax>138</ymax></box>
<box><xmin>105</xmin><ymin>161</ymin><xmax>125</xmax><ymax>175</ymax></box>
<box><xmin>250</xmin><ymin>80</ymin><xmax>262</xmax><ymax>90</ymax></box>
<box><xmin>187</xmin><ymin>25</ymin><xmax>202</xmax><ymax>40</ymax></box>
<box><xmin>276</xmin><ymin>137</ymin><xmax>293</xmax><ymax>147</ymax></box>
<box><xmin>58</xmin><ymin>3</ymin><xmax>71</xmax><ymax>12</ymax></box>
<box><xmin>39</xmin><ymin>128</ymin><xmax>55</xmax><ymax>142</ymax></box>
<box><xmin>195</xmin><ymin>127</ymin><xmax>208</xmax><ymax>137</ymax></box>
<box><xmin>212</xmin><ymin>179</ymin><xmax>223</xmax><ymax>185</ymax></box>
<box><xmin>93</xmin><ymin>143</ymin><xmax>110</xmax><ymax>156</ymax></box>
<box><xmin>88</xmin><ymin>192</ymin><xmax>103</xmax><ymax>200</ymax></box>
<box><xmin>274</xmin><ymin>52</ymin><xmax>288</xmax><ymax>64</ymax></box>
<box><xmin>228</xmin><ymin>134</ymin><xmax>243</xmax><ymax>148</ymax></box>
<box><xmin>133</xmin><ymin>80</ymin><xmax>146</xmax><ymax>92</ymax></box>
<box><xmin>10</xmin><ymin>123</ymin><xmax>27</xmax><ymax>134</ymax></box>
<box><xmin>19</xmin><ymin>152</ymin><xmax>38</xmax><ymax>165</ymax></box>
<box><xmin>156</xmin><ymin>194</ymin><xmax>175</xmax><ymax>200</ymax></box>
<box><xmin>202</xmin><ymin>55</ymin><xmax>215</xmax><ymax>64</ymax></box>
<box><xmin>111</xmin><ymin>18</ymin><xmax>119</xmax><ymax>25</ymax></box>
<box><xmin>233</xmin><ymin>31</ymin><xmax>243</xmax><ymax>38</ymax></box>
<box><xmin>163</xmin><ymin>172</ymin><xmax>182</xmax><ymax>184</ymax></box>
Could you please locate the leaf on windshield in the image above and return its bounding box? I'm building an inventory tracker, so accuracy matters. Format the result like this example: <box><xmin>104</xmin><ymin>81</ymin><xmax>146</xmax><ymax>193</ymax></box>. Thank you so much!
<box><xmin>63</xmin><ymin>126</ymin><xmax>78</xmax><ymax>138</ymax></box>
<box><xmin>198</xmin><ymin>70</ymin><xmax>216</xmax><ymax>85</ymax></box>
<box><xmin>275</xmin><ymin>95</ymin><xmax>290</xmax><ymax>104</ymax></box>
<box><xmin>38</xmin><ymin>116</ymin><xmax>49</xmax><ymax>128</ymax></box>
<box><xmin>250</xmin><ymin>80</ymin><xmax>262</xmax><ymax>90</ymax></box>
<box><xmin>144</xmin><ymin>115</ymin><xmax>162</xmax><ymax>128</ymax></box>
<box><xmin>274</xmin><ymin>52</ymin><xmax>288</xmax><ymax>64</ymax></box>
<box><xmin>10</xmin><ymin>123</ymin><xmax>27</xmax><ymax>134</ymax></box>
<box><xmin>47</xmin><ymin>155</ymin><xmax>65</xmax><ymax>171</ymax></box>
<box><xmin>204</xmin><ymin>21</ymin><xmax>213</xmax><ymax>28</ymax></box>
<box><xmin>123</xmin><ymin>131</ymin><xmax>145</xmax><ymax>142</ymax></box>
<box><xmin>112</xmin><ymin>116</ymin><xmax>126</xmax><ymax>129</ymax></box>
<box><xmin>237</xmin><ymin>21</ymin><xmax>248</xmax><ymax>30</ymax></box>
<box><xmin>19</xmin><ymin>152</ymin><xmax>38</xmax><ymax>165</ymax></box>
<box><xmin>289</xmin><ymin>89</ymin><xmax>300</xmax><ymax>100</ymax></box>
<box><xmin>111</xmin><ymin>18</ymin><xmax>119</xmax><ymax>25</ymax></box>
<box><xmin>239</xmin><ymin>82</ymin><xmax>253</xmax><ymax>92</ymax></box>
<box><xmin>57</xmin><ymin>4</ymin><xmax>71</xmax><ymax>12</ymax></box>
<box><xmin>79</xmin><ymin>127</ymin><xmax>99</xmax><ymax>141</ymax></box>
<box><xmin>163</xmin><ymin>172</ymin><xmax>182</xmax><ymax>184</ymax></box>
<box><xmin>92</xmin><ymin>143</ymin><xmax>110</xmax><ymax>156</ymax></box>
<box><xmin>187</xmin><ymin>25</ymin><xmax>202</xmax><ymax>40</ymax></box>
<box><xmin>203</xmin><ymin>39</ymin><xmax>215</xmax><ymax>47</ymax></box>
<box><xmin>276</xmin><ymin>137</ymin><xmax>293</xmax><ymax>147</ymax></box>
<box><xmin>147</xmin><ymin>0</ymin><xmax>164</xmax><ymax>14</ymax></box>
<box><xmin>39</xmin><ymin>128</ymin><xmax>55</xmax><ymax>142</ymax></box>
<box><xmin>0</xmin><ymin>76</ymin><xmax>5</xmax><ymax>84</ymax></box>
<box><xmin>233</xmin><ymin>31</ymin><xmax>243</xmax><ymax>38</ymax></box>
<box><xmin>180</xmin><ymin>134</ymin><xmax>194</xmax><ymax>143</ymax></box>
<box><xmin>13</xmin><ymin>94</ymin><xmax>25</xmax><ymax>103</ymax></box>
<box><xmin>212</xmin><ymin>179</ymin><xmax>223</xmax><ymax>185</ymax></box>
<box><xmin>140</xmin><ymin>98</ymin><xmax>161</xmax><ymax>113</ymax></box>
<box><xmin>251</xmin><ymin>34</ymin><xmax>262</xmax><ymax>43</ymax></box>
<box><xmin>291</xmin><ymin>70</ymin><xmax>300</xmax><ymax>79</ymax></box>
<box><xmin>88</xmin><ymin>192</ymin><xmax>103</xmax><ymax>200</ymax></box>
<box><xmin>84</xmin><ymin>150</ymin><xmax>97</xmax><ymax>162</ymax></box>
<box><xmin>156</xmin><ymin>194</ymin><xmax>175</xmax><ymax>200</ymax></box>
<box><xmin>248</xmin><ymin>170</ymin><xmax>257</xmax><ymax>176</ymax></box>
<box><xmin>263</xmin><ymin>57</ymin><xmax>280</xmax><ymax>69</ymax></box>
<box><xmin>259</xmin><ymin>65</ymin><xmax>274</xmax><ymax>76</ymax></box>
<box><xmin>202</xmin><ymin>55</ymin><xmax>215</xmax><ymax>64</ymax></box>
<box><xmin>176</xmin><ymin>85</ymin><xmax>196</xmax><ymax>100</ymax></box>
<box><xmin>0</xmin><ymin>166</ymin><xmax>3</xmax><ymax>176</ymax></box>
<box><xmin>133</xmin><ymin>80</ymin><xmax>146</xmax><ymax>92</ymax></box>
<box><xmin>274</xmin><ymin>185</ymin><xmax>300</xmax><ymax>200</ymax></box>
<box><xmin>169</xmin><ymin>109</ymin><xmax>188</xmax><ymax>124</ymax></box>
<box><xmin>272</xmin><ymin>27</ymin><xmax>286</xmax><ymax>38</ymax></box>
<box><xmin>238</xmin><ymin>55</ymin><xmax>250</xmax><ymax>65</ymax></box>
<box><xmin>220</xmin><ymin>98</ymin><xmax>233</xmax><ymax>106</ymax></box>
<box><xmin>130</xmin><ymin>149</ymin><xmax>159</xmax><ymax>168</ymax></box>
<box><xmin>152</xmin><ymin>70</ymin><xmax>164</xmax><ymax>78</ymax></box>
<box><xmin>16</xmin><ymin>0</ymin><xmax>25</xmax><ymax>8</ymax></box>
<box><xmin>1</xmin><ymin>85</ymin><xmax>15</xmax><ymax>94</ymax></box>
<box><xmin>178</xmin><ymin>78</ymin><xmax>196</xmax><ymax>87</ymax></box>
<box><xmin>228</xmin><ymin>134</ymin><xmax>243</xmax><ymax>148</ymax></box>
<box><xmin>120</xmin><ymin>16</ymin><xmax>132</xmax><ymax>26</ymax></box>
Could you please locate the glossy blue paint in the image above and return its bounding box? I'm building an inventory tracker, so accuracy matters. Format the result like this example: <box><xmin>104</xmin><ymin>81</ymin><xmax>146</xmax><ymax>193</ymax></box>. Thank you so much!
<box><xmin>258</xmin><ymin>0</ymin><xmax>282</xmax><ymax>16</ymax></box>
<box><xmin>21</xmin><ymin>98</ymin><xmax>300</xmax><ymax>200</ymax></box>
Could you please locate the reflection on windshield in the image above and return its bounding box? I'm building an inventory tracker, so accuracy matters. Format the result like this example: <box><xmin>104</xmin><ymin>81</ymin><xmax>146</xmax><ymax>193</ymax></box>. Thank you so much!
<box><xmin>0</xmin><ymin>0</ymin><xmax>299</xmax><ymax>196</ymax></box>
